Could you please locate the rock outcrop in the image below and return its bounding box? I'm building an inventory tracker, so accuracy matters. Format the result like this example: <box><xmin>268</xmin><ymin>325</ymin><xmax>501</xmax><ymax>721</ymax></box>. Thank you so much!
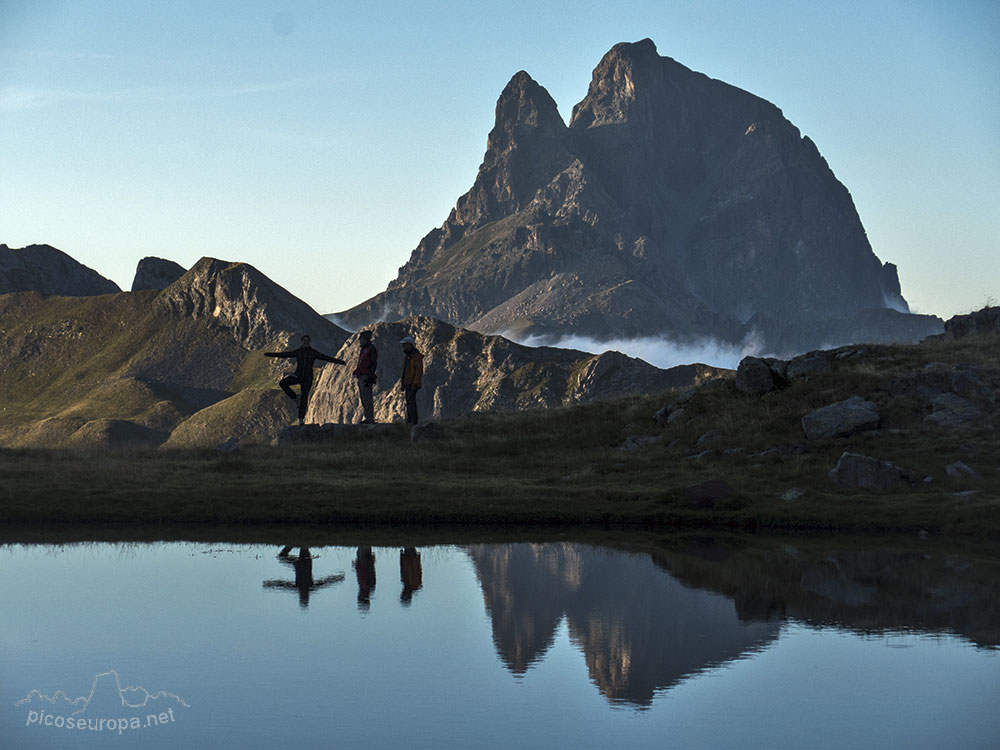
<box><xmin>0</xmin><ymin>244</ymin><xmax>121</xmax><ymax>296</ymax></box>
<box><xmin>829</xmin><ymin>452</ymin><xmax>911</xmax><ymax>491</ymax></box>
<box><xmin>306</xmin><ymin>316</ymin><xmax>728</xmax><ymax>425</ymax></box>
<box><xmin>802</xmin><ymin>396</ymin><xmax>881</xmax><ymax>440</ymax></box>
<box><xmin>339</xmin><ymin>39</ymin><xmax>941</xmax><ymax>352</ymax></box>
<box><xmin>131</xmin><ymin>256</ymin><xmax>186</xmax><ymax>291</ymax></box>
<box><xmin>155</xmin><ymin>257</ymin><xmax>349</xmax><ymax>352</ymax></box>
<box><xmin>944</xmin><ymin>306</ymin><xmax>1000</xmax><ymax>338</ymax></box>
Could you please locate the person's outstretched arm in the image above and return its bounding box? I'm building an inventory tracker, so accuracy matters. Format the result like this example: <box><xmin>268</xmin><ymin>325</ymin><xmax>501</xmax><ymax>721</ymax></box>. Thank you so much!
<box><xmin>315</xmin><ymin>351</ymin><xmax>347</xmax><ymax>366</ymax></box>
<box><xmin>264</xmin><ymin>350</ymin><xmax>298</xmax><ymax>358</ymax></box>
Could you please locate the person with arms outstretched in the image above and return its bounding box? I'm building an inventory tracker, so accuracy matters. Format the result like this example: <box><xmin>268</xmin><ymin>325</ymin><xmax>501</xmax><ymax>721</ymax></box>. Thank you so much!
<box><xmin>265</xmin><ymin>334</ymin><xmax>346</xmax><ymax>425</ymax></box>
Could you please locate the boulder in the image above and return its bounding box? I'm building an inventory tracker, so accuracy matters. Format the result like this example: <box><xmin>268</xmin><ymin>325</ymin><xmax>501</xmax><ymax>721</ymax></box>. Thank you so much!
<box><xmin>924</xmin><ymin>392</ymin><xmax>986</xmax><ymax>430</ymax></box>
<box><xmin>802</xmin><ymin>396</ymin><xmax>880</xmax><ymax>440</ymax></box>
<box><xmin>785</xmin><ymin>352</ymin><xmax>832</xmax><ymax>381</ymax></box>
<box><xmin>945</xmin><ymin>461</ymin><xmax>979</xmax><ymax>479</ymax></box>
<box><xmin>828</xmin><ymin>452</ymin><xmax>909</xmax><ymax>491</ymax></box>
<box><xmin>736</xmin><ymin>356</ymin><xmax>785</xmax><ymax>397</ymax></box>
<box><xmin>696</xmin><ymin>430</ymin><xmax>721</xmax><ymax>448</ymax></box>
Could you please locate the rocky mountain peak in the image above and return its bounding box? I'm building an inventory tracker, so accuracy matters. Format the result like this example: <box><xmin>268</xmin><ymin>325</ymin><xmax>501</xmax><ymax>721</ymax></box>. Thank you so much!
<box><xmin>491</xmin><ymin>71</ymin><xmax>566</xmax><ymax>146</ymax></box>
<box><xmin>340</xmin><ymin>40</ymin><xmax>940</xmax><ymax>354</ymax></box>
<box><xmin>155</xmin><ymin>257</ymin><xmax>347</xmax><ymax>351</ymax></box>
<box><xmin>131</xmin><ymin>256</ymin><xmax>186</xmax><ymax>292</ymax></box>
<box><xmin>569</xmin><ymin>38</ymin><xmax>664</xmax><ymax>129</ymax></box>
<box><xmin>0</xmin><ymin>243</ymin><xmax>121</xmax><ymax>296</ymax></box>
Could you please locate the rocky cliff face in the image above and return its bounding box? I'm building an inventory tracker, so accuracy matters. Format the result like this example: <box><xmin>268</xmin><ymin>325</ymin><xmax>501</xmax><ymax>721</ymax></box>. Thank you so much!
<box><xmin>0</xmin><ymin>244</ymin><xmax>121</xmax><ymax>296</ymax></box>
<box><xmin>340</xmin><ymin>39</ymin><xmax>940</xmax><ymax>352</ymax></box>
<box><xmin>156</xmin><ymin>257</ymin><xmax>348</xmax><ymax>352</ymax></box>
<box><xmin>306</xmin><ymin>316</ymin><xmax>726</xmax><ymax>425</ymax></box>
<box><xmin>131</xmin><ymin>256</ymin><xmax>186</xmax><ymax>291</ymax></box>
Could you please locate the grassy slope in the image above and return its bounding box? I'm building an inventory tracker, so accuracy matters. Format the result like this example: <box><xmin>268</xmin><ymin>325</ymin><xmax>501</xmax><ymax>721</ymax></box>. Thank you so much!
<box><xmin>1</xmin><ymin>333</ymin><xmax>997</xmax><ymax>535</ymax></box>
<box><xmin>0</xmin><ymin>291</ymin><xmax>281</xmax><ymax>446</ymax></box>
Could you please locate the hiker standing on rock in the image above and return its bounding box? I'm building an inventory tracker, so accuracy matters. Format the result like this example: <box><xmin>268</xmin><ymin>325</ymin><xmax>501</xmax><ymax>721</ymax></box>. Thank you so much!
<box><xmin>353</xmin><ymin>330</ymin><xmax>378</xmax><ymax>424</ymax></box>
<box><xmin>399</xmin><ymin>335</ymin><xmax>423</xmax><ymax>425</ymax></box>
<box><xmin>264</xmin><ymin>334</ymin><xmax>346</xmax><ymax>425</ymax></box>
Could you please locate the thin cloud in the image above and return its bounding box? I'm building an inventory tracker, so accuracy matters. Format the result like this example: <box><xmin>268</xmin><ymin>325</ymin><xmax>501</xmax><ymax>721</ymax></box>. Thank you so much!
<box><xmin>0</xmin><ymin>77</ymin><xmax>323</xmax><ymax>113</ymax></box>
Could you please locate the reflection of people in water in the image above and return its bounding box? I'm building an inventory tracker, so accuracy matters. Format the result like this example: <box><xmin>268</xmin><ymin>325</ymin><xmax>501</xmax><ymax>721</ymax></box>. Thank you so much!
<box><xmin>263</xmin><ymin>546</ymin><xmax>344</xmax><ymax>609</ymax></box>
<box><xmin>400</xmin><ymin>547</ymin><xmax>422</xmax><ymax>605</ymax></box>
<box><xmin>353</xmin><ymin>547</ymin><xmax>376</xmax><ymax>611</ymax></box>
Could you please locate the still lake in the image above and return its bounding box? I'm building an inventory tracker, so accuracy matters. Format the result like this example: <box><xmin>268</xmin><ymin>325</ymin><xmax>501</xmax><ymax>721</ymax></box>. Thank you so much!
<box><xmin>2</xmin><ymin>534</ymin><xmax>998</xmax><ymax>749</ymax></box>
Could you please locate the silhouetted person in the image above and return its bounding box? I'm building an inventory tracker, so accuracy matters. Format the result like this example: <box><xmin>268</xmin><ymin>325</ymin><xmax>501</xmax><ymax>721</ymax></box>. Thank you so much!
<box><xmin>264</xmin><ymin>334</ymin><xmax>346</xmax><ymax>425</ymax></box>
<box><xmin>353</xmin><ymin>546</ymin><xmax>376</xmax><ymax>611</ymax></box>
<box><xmin>264</xmin><ymin>546</ymin><xmax>344</xmax><ymax>609</ymax></box>
<box><xmin>400</xmin><ymin>547</ymin><xmax>422</xmax><ymax>605</ymax></box>
<box><xmin>398</xmin><ymin>336</ymin><xmax>423</xmax><ymax>425</ymax></box>
<box><xmin>352</xmin><ymin>330</ymin><xmax>378</xmax><ymax>423</ymax></box>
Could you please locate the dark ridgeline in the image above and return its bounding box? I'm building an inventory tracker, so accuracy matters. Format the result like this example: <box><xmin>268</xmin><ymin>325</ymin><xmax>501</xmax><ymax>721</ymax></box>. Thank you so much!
<box><xmin>0</xmin><ymin>243</ymin><xmax>121</xmax><ymax>296</ymax></box>
<box><xmin>339</xmin><ymin>39</ymin><xmax>941</xmax><ymax>353</ymax></box>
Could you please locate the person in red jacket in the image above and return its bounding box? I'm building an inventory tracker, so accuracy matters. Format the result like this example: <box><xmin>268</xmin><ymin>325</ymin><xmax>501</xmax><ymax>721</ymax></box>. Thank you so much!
<box><xmin>352</xmin><ymin>330</ymin><xmax>378</xmax><ymax>424</ymax></box>
<box><xmin>399</xmin><ymin>335</ymin><xmax>423</xmax><ymax>425</ymax></box>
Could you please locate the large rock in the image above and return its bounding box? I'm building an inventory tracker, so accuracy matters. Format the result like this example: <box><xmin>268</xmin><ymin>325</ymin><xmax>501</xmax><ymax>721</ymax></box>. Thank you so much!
<box><xmin>829</xmin><ymin>452</ymin><xmax>909</xmax><ymax>491</ymax></box>
<box><xmin>801</xmin><ymin>396</ymin><xmax>880</xmax><ymax>440</ymax></box>
<box><xmin>735</xmin><ymin>356</ymin><xmax>785</xmax><ymax>396</ymax></box>
<box><xmin>131</xmin><ymin>257</ymin><xmax>186</xmax><ymax>291</ymax></box>
<box><xmin>0</xmin><ymin>244</ymin><xmax>120</xmax><ymax>296</ymax></box>
<box><xmin>338</xmin><ymin>39</ymin><xmax>939</xmax><ymax>353</ymax></box>
<box><xmin>924</xmin><ymin>392</ymin><xmax>986</xmax><ymax>430</ymax></box>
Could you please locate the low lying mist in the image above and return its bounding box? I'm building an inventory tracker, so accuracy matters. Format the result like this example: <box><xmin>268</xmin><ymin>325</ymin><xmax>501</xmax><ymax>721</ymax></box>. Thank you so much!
<box><xmin>510</xmin><ymin>332</ymin><xmax>771</xmax><ymax>371</ymax></box>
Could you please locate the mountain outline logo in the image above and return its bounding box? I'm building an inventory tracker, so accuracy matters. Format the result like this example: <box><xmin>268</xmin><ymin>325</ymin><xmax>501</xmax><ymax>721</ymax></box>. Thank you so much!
<box><xmin>17</xmin><ymin>670</ymin><xmax>189</xmax><ymax>735</ymax></box>
<box><xmin>16</xmin><ymin>669</ymin><xmax>189</xmax><ymax>714</ymax></box>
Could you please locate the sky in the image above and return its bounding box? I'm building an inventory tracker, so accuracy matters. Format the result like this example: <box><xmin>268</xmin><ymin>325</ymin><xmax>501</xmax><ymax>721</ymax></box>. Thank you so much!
<box><xmin>1</xmin><ymin>0</ymin><xmax>998</xmax><ymax>332</ymax></box>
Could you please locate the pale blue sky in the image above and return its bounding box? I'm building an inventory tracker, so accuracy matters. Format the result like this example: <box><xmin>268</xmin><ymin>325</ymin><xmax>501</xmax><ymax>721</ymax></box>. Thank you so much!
<box><xmin>1</xmin><ymin>0</ymin><xmax>997</xmax><ymax>323</ymax></box>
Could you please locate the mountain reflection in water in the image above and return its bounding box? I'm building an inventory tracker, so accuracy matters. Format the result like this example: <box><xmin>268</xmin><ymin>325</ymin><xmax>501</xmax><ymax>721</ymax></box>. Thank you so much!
<box><xmin>466</xmin><ymin>543</ymin><xmax>780</xmax><ymax>705</ymax></box>
<box><xmin>3</xmin><ymin>534</ymin><xmax>998</xmax><ymax>748</ymax></box>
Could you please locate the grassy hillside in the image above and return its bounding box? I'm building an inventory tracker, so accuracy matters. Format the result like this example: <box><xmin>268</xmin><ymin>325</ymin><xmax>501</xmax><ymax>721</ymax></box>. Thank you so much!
<box><xmin>1</xmin><ymin>331</ymin><xmax>997</xmax><ymax>535</ymax></box>
<box><xmin>0</xmin><ymin>290</ymin><xmax>284</xmax><ymax>447</ymax></box>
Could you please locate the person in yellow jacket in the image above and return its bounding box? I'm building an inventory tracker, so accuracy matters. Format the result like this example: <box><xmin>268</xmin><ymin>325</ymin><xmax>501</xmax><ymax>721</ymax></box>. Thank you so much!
<box><xmin>399</xmin><ymin>335</ymin><xmax>424</xmax><ymax>425</ymax></box>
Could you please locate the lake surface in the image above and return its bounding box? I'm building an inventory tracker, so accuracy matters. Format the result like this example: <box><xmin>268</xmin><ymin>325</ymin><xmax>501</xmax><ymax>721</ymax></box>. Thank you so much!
<box><xmin>2</xmin><ymin>535</ymin><xmax>998</xmax><ymax>748</ymax></box>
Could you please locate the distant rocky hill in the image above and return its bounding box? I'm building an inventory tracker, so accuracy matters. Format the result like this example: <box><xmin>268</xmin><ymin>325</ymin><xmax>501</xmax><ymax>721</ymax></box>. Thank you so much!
<box><xmin>0</xmin><ymin>256</ymin><xmax>350</xmax><ymax>449</ymax></box>
<box><xmin>339</xmin><ymin>39</ymin><xmax>942</xmax><ymax>353</ymax></box>
<box><xmin>0</xmin><ymin>250</ymin><xmax>722</xmax><ymax>448</ymax></box>
<box><xmin>131</xmin><ymin>256</ymin><xmax>186</xmax><ymax>291</ymax></box>
<box><xmin>0</xmin><ymin>243</ymin><xmax>120</xmax><ymax>296</ymax></box>
<box><xmin>306</xmin><ymin>316</ymin><xmax>727</xmax><ymax>425</ymax></box>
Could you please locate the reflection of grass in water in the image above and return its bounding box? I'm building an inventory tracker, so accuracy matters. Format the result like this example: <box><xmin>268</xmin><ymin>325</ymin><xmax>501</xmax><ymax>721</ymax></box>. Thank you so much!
<box><xmin>0</xmin><ymin>335</ymin><xmax>998</xmax><ymax>534</ymax></box>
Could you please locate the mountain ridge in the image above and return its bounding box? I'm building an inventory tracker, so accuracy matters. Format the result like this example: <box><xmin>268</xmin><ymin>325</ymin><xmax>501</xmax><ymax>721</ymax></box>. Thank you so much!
<box><xmin>339</xmin><ymin>39</ymin><xmax>939</xmax><ymax>352</ymax></box>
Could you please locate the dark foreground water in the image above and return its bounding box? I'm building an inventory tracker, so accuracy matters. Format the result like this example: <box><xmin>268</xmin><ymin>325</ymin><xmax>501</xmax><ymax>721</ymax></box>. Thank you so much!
<box><xmin>2</xmin><ymin>536</ymin><xmax>998</xmax><ymax>749</ymax></box>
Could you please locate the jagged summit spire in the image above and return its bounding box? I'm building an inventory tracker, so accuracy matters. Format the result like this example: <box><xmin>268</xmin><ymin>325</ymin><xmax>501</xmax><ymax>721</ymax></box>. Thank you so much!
<box><xmin>489</xmin><ymin>70</ymin><xmax>566</xmax><ymax>152</ymax></box>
